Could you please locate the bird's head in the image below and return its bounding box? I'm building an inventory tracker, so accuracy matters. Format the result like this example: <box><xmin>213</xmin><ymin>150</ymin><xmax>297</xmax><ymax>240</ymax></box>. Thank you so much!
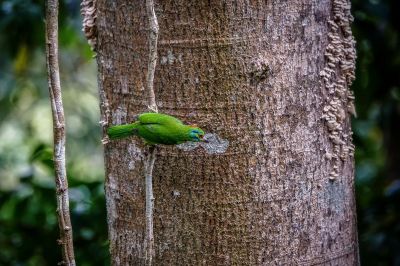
<box><xmin>188</xmin><ymin>126</ymin><xmax>205</xmax><ymax>142</ymax></box>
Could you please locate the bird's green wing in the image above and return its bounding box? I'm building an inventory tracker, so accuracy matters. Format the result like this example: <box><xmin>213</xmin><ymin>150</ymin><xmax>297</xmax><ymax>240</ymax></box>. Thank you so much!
<box><xmin>137</xmin><ymin>123</ymin><xmax>183</xmax><ymax>145</ymax></box>
<box><xmin>135</xmin><ymin>113</ymin><xmax>188</xmax><ymax>145</ymax></box>
<box><xmin>138</xmin><ymin>113</ymin><xmax>183</xmax><ymax>125</ymax></box>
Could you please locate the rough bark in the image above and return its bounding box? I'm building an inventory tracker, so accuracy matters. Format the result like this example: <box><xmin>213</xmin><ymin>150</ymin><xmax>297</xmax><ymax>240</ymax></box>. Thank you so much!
<box><xmin>94</xmin><ymin>0</ymin><xmax>359</xmax><ymax>265</ymax></box>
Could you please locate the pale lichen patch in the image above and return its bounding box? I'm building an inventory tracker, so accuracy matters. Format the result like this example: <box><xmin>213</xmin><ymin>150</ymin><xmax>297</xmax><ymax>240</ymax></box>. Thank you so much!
<box><xmin>127</xmin><ymin>143</ymin><xmax>144</xmax><ymax>171</ymax></box>
<box><xmin>112</xmin><ymin>105</ymin><xmax>128</xmax><ymax>124</ymax></box>
<box><xmin>160</xmin><ymin>50</ymin><xmax>182</xmax><ymax>65</ymax></box>
<box><xmin>176</xmin><ymin>133</ymin><xmax>229</xmax><ymax>154</ymax></box>
<box><xmin>172</xmin><ymin>190</ymin><xmax>181</xmax><ymax>197</ymax></box>
<box><xmin>201</xmin><ymin>133</ymin><xmax>230</xmax><ymax>154</ymax></box>
<box><xmin>176</xmin><ymin>141</ymin><xmax>199</xmax><ymax>151</ymax></box>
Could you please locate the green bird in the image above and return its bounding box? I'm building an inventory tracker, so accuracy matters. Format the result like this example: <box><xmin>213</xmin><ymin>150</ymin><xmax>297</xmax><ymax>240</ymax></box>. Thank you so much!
<box><xmin>107</xmin><ymin>112</ymin><xmax>206</xmax><ymax>145</ymax></box>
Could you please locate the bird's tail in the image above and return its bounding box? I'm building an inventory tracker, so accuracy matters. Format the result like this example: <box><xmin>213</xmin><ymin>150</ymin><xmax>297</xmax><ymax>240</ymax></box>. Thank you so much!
<box><xmin>107</xmin><ymin>123</ymin><xmax>138</xmax><ymax>140</ymax></box>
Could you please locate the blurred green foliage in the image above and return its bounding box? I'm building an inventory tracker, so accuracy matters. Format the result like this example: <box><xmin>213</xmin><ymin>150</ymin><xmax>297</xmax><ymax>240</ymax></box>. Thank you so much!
<box><xmin>352</xmin><ymin>0</ymin><xmax>400</xmax><ymax>265</ymax></box>
<box><xmin>0</xmin><ymin>0</ymin><xmax>109</xmax><ymax>264</ymax></box>
<box><xmin>0</xmin><ymin>0</ymin><xmax>399</xmax><ymax>265</ymax></box>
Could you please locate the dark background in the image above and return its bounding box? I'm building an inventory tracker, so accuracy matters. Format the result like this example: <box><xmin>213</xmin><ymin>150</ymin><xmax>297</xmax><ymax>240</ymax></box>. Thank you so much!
<box><xmin>0</xmin><ymin>0</ymin><xmax>399</xmax><ymax>265</ymax></box>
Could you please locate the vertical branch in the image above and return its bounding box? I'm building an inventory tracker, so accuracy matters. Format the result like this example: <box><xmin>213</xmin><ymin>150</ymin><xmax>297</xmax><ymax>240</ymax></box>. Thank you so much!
<box><xmin>45</xmin><ymin>0</ymin><xmax>76</xmax><ymax>265</ymax></box>
<box><xmin>145</xmin><ymin>0</ymin><xmax>159</xmax><ymax>265</ymax></box>
<box><xmin>145</xmin><ymin>145</ymin><xmax>156</xmax><ymax>265</ymax></box>
<box><xmin>146</xmin><ymin>0</ymin><xmax>159</xmax><ymax>113</ymax></box>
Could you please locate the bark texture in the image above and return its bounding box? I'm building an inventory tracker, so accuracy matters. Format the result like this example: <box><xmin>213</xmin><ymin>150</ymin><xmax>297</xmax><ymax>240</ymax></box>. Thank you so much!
<box><xmin>45</xmin><ymin>0</ymin><xmax>75</xmax><ymax>264</ymax></box>
<box><xmin>95</xmin><ymin>0</ymin><xmax>359</xmax><ymax>265</ymax></box>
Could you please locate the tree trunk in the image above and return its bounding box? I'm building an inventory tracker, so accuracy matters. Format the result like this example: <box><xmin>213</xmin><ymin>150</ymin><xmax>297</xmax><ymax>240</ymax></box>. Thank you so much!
<box><xmin>92</xmin><ymin>0</ymin><xmax>359</xmax><ymax>264</ymax></box>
